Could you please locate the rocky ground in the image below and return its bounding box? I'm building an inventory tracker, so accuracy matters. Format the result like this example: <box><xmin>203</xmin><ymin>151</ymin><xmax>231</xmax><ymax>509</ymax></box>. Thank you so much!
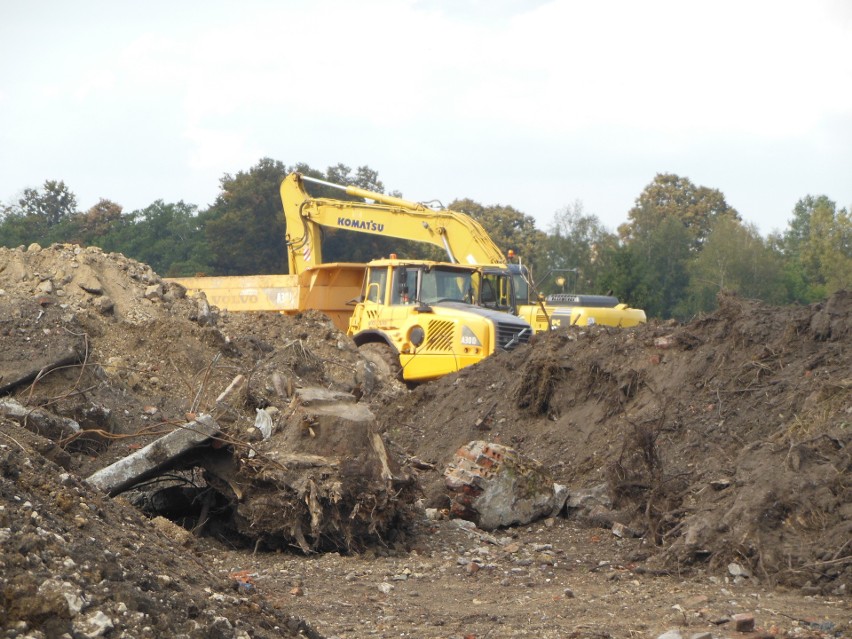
<box><xmin>0</xmin><ymin>243</ymin><xmax>849</xmax><ymax>638</ymax></box>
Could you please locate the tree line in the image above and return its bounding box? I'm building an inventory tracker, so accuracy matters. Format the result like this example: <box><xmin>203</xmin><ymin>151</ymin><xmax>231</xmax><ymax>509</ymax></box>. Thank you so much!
<box><xmin>1</xmin><ymin>158</ymin><xmax>849</xmax><ymax>320</ymax></box>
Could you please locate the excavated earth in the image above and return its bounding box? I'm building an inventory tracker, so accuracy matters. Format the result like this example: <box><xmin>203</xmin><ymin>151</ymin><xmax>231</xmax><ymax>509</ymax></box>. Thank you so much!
<box><xmin>0</xmin><ymin>243</ymin><xmax>849</xmax><ymax>639</ymax></box>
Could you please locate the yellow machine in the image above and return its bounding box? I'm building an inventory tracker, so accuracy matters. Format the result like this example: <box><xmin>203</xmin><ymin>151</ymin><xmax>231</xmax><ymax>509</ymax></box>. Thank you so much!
<box><xmin>166</xmin><ymin>266</ymin><xmax>366</xmax><ymax>333</ymax></box>
<box><xmin>168</xmin><ymin>173</ymin><xmax>532</xmax><ymax>383</ymax></box>
<box><xmin>509</xmin><ymin>262</ymin><xmax>646</xmax><ymax>332</ymax></box>
<box><xmin>283</xmin><ymin>172</ymin><xmax>645</xmax><ymax>333</ymax></box>
<box><xmin>339</xmin><ymin>256</ymin><xmax>531</xmax><ymax>382</ymax></box>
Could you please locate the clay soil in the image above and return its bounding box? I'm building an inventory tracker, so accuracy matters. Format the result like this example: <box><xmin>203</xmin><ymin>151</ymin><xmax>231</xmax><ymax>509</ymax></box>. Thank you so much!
<box><xmin>0</xmin><ymin>244</ymin><xmax>849</xmax><ymax>639</ymax></box>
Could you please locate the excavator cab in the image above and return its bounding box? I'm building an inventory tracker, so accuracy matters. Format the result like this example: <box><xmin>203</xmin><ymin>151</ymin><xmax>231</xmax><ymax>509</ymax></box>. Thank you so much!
<box><xmin>508</xmin><ymin>263</ymin><xmax>534</xmax><ymax>305</ymax></box>
<box><xmin>480</xmin><ymin>279</ymin><xmax>497</xmax><ymax>305</ymax></box>
<box><xmin>479</xmin><ymin>268</ymin><xmax>516</xmax><ymax>313</ymax></box>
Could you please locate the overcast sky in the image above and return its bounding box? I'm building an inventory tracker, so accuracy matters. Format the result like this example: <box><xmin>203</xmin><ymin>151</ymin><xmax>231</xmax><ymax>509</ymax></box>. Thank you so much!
<box><xmin>2</xmin><ymin>0</ymin><xmax>851</xmax><ymax>238</ymax></box>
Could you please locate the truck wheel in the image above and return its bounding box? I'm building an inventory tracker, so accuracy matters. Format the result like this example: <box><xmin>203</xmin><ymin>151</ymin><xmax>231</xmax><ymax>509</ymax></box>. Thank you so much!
<box><xmin>360</xmin><ymin>342</ymin><xmax>403</xmax><ymax>384</ymax></box>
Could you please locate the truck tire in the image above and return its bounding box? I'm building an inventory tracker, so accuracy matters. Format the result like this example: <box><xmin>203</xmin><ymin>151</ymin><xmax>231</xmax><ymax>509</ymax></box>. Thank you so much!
<box><xmin>360</xmin><ymin>342</ymin><xmax>403</xmax><ymax>384</ymax></box>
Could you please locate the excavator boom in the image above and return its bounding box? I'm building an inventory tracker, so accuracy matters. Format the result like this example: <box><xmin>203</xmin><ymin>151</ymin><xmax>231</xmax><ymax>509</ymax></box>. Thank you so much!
<box><xmin>282</xmin><ymin>173</ymin><xmax>506</xmax><ymax>275</ymax></box>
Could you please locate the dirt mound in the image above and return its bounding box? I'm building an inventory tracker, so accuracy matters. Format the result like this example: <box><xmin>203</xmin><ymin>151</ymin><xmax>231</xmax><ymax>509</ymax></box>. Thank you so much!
<box><xmin>376</xmin><ymin>291</ymin><xmax>851</xmax><ymax>590</ymax></box>
<box><xmin>0</xmin><ymin>244</ymin><xmax>383</xmax><ymax>459</ymax></box>
<box><xmin>0</xmin><ymin>243</ymin><xmax>399</xmax><ymax>637</ymax></box>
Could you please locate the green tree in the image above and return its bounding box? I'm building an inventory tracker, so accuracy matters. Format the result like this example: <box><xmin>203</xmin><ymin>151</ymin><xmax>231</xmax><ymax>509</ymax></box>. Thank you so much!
<box><xmin>326</xmin><ymin>163</ymin><xmax>385</xmax><ymax>192</ymax></box>
<box><xmin>609</xmin><ymin>173</ymin><xmax>742</xmax><ymax>318</ymax></box>
<box><xmin>800</xmin><ymin>199</ymin><xmax>852</xmax><ymax>296</ymax></box>
<box><xmin>0</xmin><ymin>180</ymin><xmax>79</xmax><ymax>246</ymax></box>
<box><xmin>0</xmin><ymin>206</ymin><xmax>38</xmax><ymax>247</ymax></box>
<box><xmin>779</xmin><ymin>195</ymin><xmax>852</xmax><ymax>301</ymax></box>
<box><xmin>101</xmin><ymin>201</ymin><xmax>211</xmax><ymax>276</ymax></box>
<box><xmin>603</xmin><ymin>216</ymin><xmax>692</xmax><ymax>319</ymax></box>
<box><xmin>544</xmin><ymin>200</ymin><xmax>618</xmax><ymax>295</ymax></box>
<box><xmin>599</xmin><ymin>243</ymin><xmax>646</xmax><ymax>311</ymax></box>
<box><xmin>682</xmin><ymin>217</ymin><xmax>786</xmax><ymax>314</ymax></box>
<box><xmin>18</xmin><ymin>180</ymin><xmax>78</xmax><ymax>237</ymax></box>
<box><xmin>782</xmin><ymin>195</ymin><xmax>819</xmax><ymax>258</ymax></box>
<box><xmin>199</xmin><ymin>158</ymin><xmax>290</xmax><ymax>275</ymax></box>
<box><xmin>619</xmin><ymin>173</ymin><xmax>740</xmax><ymax>250</ymax></box>
<box><xmin>196</xmin><ymin>159</ymin><xmax>417</xmax><ymax>274</ymax></box>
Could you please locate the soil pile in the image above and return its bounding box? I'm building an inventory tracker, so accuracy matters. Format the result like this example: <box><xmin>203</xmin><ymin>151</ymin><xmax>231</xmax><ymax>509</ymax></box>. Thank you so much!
<box><xmin>0</xmin><ymin>243</ymin><xmax>849</xmax><ymax>638</ymax></box>
<box><xmin>378</xmin><ymin>291</ymin><xmax>851</xmax><ymax>589</ymax></box>
<box><xmin>0</xmin><ymin>243</ymin><xmax>395</xmax><ymax>637</ymax></box>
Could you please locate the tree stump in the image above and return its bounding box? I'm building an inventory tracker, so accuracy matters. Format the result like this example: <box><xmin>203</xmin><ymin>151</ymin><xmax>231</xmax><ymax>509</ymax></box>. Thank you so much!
<box><xmin>204</xmin><ymin>387</ymin><xmax>417</xmax><ymax>552</ymax></box>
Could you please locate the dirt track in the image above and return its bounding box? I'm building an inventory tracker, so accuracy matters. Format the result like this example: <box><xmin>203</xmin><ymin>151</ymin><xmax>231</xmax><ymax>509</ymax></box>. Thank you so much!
<box><xmin>0</xmin><ymin>244</ymin><xmax>849</xmax><ymax>638</ymax></box>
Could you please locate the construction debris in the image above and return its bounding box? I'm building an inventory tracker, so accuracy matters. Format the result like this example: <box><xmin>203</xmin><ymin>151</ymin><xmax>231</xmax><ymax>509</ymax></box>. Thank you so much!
<box><xmin>444</xmin><ymin>440</ymin><xmax>567</xmax><ymax>530</ymax></box>
<box><xmin>85</xmin><ymin>414</ymin><xmax>221</xmax><ymax>496</ymax></box>
<box><xmin>0</xmin><ymin>397</ymin><xmax>81</xmax><ymax>442</ymax></box>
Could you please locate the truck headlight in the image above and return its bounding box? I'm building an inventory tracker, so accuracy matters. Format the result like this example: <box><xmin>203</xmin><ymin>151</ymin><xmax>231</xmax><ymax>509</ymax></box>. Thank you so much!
<box><xmin>409</xmin><ymin>325</ymin><xmax>425</xmax><ymax>346</ymax></box>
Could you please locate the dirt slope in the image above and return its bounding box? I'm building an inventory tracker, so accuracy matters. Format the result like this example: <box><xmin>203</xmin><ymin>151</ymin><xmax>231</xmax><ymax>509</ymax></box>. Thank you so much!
<box><xmin>1</xmin><ymin>243</ymin><xmax>849</xmax><ymax>638</ymax></box>
<box><xmin>378</xmin><ymin>291</ymin><xmax>851</xmax><ymax>588</ymax></box>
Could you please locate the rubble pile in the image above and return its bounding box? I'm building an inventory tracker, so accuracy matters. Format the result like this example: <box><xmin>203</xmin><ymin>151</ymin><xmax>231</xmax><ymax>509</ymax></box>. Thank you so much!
<box><xmin>0</xmin><ymin>419</ymin><xmax>322</xmax><ymax>638</ymax></box>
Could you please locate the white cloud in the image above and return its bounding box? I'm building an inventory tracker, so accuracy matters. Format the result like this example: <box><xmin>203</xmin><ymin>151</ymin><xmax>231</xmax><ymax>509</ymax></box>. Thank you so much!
<box><xmin>74</xmin><ymin>69</ymin><xmax>117</xmax><ymax>101</ymax></box>
<box><xmin>183</xmin><ymin>126</ymin><xmax>262</xmax><ymax>172</ymax></box>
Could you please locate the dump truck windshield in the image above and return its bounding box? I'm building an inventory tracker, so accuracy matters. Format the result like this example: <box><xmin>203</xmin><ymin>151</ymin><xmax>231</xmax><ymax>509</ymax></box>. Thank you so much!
<box><xmin>420</xmin><ymin>267</ymin><xmax>478</xmax><ymax>304</ymax></box>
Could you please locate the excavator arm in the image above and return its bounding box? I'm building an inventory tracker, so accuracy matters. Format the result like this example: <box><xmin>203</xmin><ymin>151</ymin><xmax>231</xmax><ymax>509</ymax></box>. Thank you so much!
<box><xmin>281</xmin><ymin>173</ymin><xmax>507</xmax><ymax>275</ymax></box>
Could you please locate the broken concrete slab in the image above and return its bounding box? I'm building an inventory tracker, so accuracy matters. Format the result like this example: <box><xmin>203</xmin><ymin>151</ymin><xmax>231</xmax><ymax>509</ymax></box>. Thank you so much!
<box><xmin>444</xmin><ymin>441</ymin><xmax>568</xmax><ymax>530</ymax></box>
<box><xmin>0</xmin><ymin>398</ymin><xmax>81</xmax><ymax>442</ymax></box>
<box><xmin>86</xmin><ymin>414</ymin><xmax>220</xmax><ymax>496</ymax></box>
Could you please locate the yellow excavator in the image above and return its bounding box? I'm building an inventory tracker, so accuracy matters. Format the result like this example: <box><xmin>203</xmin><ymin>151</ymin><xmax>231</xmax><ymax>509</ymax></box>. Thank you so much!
<box><xmin>168</xmin><ymin>174</ymin><xmax>532</xmax><ymax>383</ymax></box>
<box><xmin>283</xmin><ymin>173</ymin><xmax>645</xmax><ymax>333</ymax></box>
<box><xmin>507</xmin><ymin>257</ymin><xmax>646</xmax><ymax>332</ymax></box>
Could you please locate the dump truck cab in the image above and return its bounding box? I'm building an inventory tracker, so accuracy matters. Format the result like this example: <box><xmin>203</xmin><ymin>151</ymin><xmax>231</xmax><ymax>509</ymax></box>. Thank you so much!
<box><xmin>350</xmin><ymin>258</ymin><xmax>531</xmax><ymax>382</ymax></box>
